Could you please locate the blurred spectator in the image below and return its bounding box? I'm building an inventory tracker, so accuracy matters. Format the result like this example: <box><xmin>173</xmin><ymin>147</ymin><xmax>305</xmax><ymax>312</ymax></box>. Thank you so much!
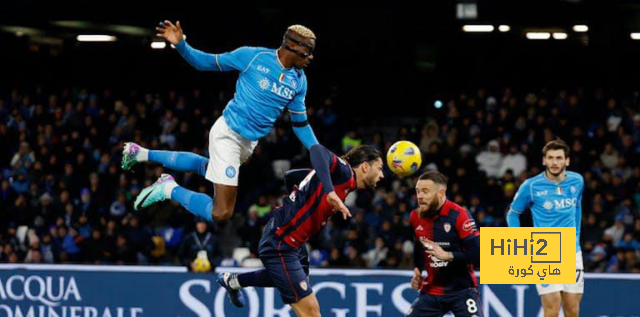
<box><xmin>238</xmin><ymin>208</ymin><xmax>264</xmax><ymax>255</ymax></box>
<box><xmin>362</xmin><ymin>237</ymin><xmax>388</xmax><ymax>268</ymax></box>
<box><xmin>499</xmin><ymin>144</ymin><xmax>527</xmax><ymax>178</ymax></box>
<box><xmin>476</xmin><ymin>140</ymin><xmax>503</xmax><ymax>178</ymax></box>
<box><xmin>114</xmin><ymin>234</ymin><xmax>136</xmax><ymax>264</ymax></box>
<box><xmin>345</xmin><ymin>246</ymin><xmax>366</xmax><ymax>268</ymax></box>
<box><xmin>81</xmin><ymin>229</ymin><xmax>104</xmax><ymax>264</ymax></box>
<box><xmin>248</xmin><ymin>195</ymin><xmax>272</xmax><ymax>218</ymax></box>
<box><xmin>178</xmin><ymin>220</ymin><xmax>222</xmax><ymax>270</ymax></box>
<box><xmin>40</xmin><ymin>234</ymin><xmax>59</xmax><ymax>264</ymax></box>
<box><xmin>604</xmin><ymin>219</ymin><xmax>625</xmax><ymax>243</ymax></box>
<box><xmin>342</xmin><ymin>130</ymin><xmax>362</xmax><ymax>153</ymax></box>
<box><xmin>123</xmin><ymin>216</ymin><xmax>153</xmax><ymax>263</ymax></box>
<box><xmin>600</xmin><ymin>143</ymin><xmax>620</xmax><ymax>170</ymax></box>
<box><xmin>10</xmin><ymin>142</ymin><xmax>35</xmax><ymax>169</ymax></box>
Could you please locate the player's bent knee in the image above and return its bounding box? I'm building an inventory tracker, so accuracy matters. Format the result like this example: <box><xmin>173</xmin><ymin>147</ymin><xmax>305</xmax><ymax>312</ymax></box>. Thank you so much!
<box><xmin>212</xmin><ymin>208</ymin><xmax>233</xmax><ymax>222</ymax></box>
<box><xmin>301</xmin><ymin>304</ymin><xmax>320</xmax><ymax>317</ymax></box>
<box><xmin>293</xmin><ymin>294</ymin><xmax>320</xmax><ymax>317</ymax></box>
<box><xmin>212</xmin><ymin>183</ymin><xmax>237</xmax><ymax>222</ymax></box>
<box><xmin>543</xmin><ymin>306</ymin><xmax>560</xmax><ymax>317</ymax></box>
<box><xmin>563</xmin><ymin>304</ymin><xmax>579</xmax><ymax>317</ymax></box>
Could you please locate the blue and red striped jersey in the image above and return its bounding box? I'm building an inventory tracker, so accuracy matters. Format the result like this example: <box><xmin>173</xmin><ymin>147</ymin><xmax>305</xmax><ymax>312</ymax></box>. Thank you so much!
<box><xmin>274</xmin><ymin>154</ymin><xmax>356</xmax><ymax>248</ymax></box>
<box><xmin>411</xmin><ymin>200</ymin><xmax>480</xmax><ymax>295</ymax></box>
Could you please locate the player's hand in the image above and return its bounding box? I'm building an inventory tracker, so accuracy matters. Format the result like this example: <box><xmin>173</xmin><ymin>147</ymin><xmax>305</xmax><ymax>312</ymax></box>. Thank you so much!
<box><xmin>411</xmin><ymin>268</ymin><xmax>423</xmax><ymax>290</ymax></box>
<box><xmin>156</xmin><ymin>20</ymin><xmax>184</xmax><ymax>45</ymax></box>
<box><xmin>327</xmin><ymin>191</ymin><xmax>351</xmax><ymax>220</ymax></box>
<box><xmin>422</xmin><ymin>238</ymin><xmax>453</xmax><ymax>262</ymax></box>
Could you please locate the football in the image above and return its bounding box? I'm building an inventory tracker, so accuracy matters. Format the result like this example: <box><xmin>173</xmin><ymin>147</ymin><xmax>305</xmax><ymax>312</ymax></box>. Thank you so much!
<box><xmin>387</xmin><ymin>141</ymin><xmax>422</xmax><ymax>177</ymax></box>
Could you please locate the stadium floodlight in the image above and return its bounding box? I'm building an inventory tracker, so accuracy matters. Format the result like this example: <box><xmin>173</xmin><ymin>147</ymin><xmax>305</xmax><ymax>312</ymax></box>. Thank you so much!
<box><xmin>456</xmin><ymin>3</ymin><xmax>478</xmax><ymax>20</ymax></box>
<box><xmin>76</xmin><ymin>35</ymin><xmax>116</xmax><ymax>42</ymax></box>
<box><xmin>573</xmin><ymin>25</ymin><xmax>589</xmax><ymax>32</ymax></box>
<box><xmin>151</xmin><ymin>41</ymin><xmax>166</xmax><ymax>49</ymax></box>
<box><xmin>526</xmin><ymin>32</ymin><xmax>551</xmax><ymax>40</ymax></box>
<box><xmin>631</xmin><ymin>33</ymin><xmax>640</xmax><ymax>40</ymax></box>
<box><xmin>462</xmin><ymin>25</ymin><xmax>494</xmax><ymax>33</ymax></box>
<box><xmin>553</xmin><ymin>33</ymin><xmax>568</xmax><ymax>40</ymax></box>
<box><xmin>498</xmin><ymin>25</ymin><xmax>511</xmax><ymax>32</ymax></box>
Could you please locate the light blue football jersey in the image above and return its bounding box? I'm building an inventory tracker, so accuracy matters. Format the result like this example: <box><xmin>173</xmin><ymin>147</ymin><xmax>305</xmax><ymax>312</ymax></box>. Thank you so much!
<box><xmin>510</xmin><ymin>171</ymin><xmax>584</xmax><ymax>252</ymax></box>
<box><xmin>176</xmin><ymin>42</ymin><xmax>308</xmax><ymax>141</ymax></box>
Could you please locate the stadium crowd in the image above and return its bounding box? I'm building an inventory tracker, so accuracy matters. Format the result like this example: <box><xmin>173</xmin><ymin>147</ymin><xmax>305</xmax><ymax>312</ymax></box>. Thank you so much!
<box><xmin>1</xmin><ymin>86</ymin><xmax>639</xmax><ymax>273</ymax></box>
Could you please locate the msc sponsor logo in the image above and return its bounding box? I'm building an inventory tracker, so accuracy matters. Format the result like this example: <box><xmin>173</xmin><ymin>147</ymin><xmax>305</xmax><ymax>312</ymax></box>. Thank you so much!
<box><xmin>553</xmin><ymin>198</ymin><xmax>578</xmax><ymax>209</ymax></box>
<box><xmin>271</xmin><ymin>83</ymin><xmax>296</xmax><ymax>100</ymax></box>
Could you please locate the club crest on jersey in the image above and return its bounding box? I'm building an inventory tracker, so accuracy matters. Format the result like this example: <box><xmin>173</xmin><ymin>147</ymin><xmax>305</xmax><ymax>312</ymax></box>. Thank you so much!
<box><xmin>443</xmin><ymin>223</ymin><xmax>451</xmax><ymax>233</ymax></box>
<box><xmin>416</xmin><ymin>225</ymin><xmax>424</xmax><ymax>232</ymax></box>
<box><xmin>570</xmin><ymin>186</ymin><xmax>577</xmax><ymax>194</ymax></box>
<box><xmin>291</xmin><ymin>79</ymin><xmax>298</xmax><ymax>89</ymax></box>
<box><xmin>299</xmin><ymin>281</ymin><xmax>308</xmax><ymax>291</ymax></box>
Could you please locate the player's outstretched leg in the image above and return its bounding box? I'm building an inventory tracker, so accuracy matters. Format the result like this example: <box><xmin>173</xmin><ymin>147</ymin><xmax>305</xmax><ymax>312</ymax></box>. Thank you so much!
<box><xmin>122</xmin><ymin>142</ymin><xmax>208</xmax><ymax>176</ymax></box>
<box><xmin>134</xmin><ymin>173</ymin><xmax>214</xmax><ymax>222</ymax></box>
<box><xmin>216</xmin><ymin>269</ymin><xmax>276</xmax><ymax>307</ymax></box>
<box><xmin>290</xmin><ymin>293</ymin><xmax>321</xmax><ymax>317</ymax></box>
<box><xmin>217</xmin><ymin>272</ymin><xmax>246</xmax><ymax>308</ymax></box>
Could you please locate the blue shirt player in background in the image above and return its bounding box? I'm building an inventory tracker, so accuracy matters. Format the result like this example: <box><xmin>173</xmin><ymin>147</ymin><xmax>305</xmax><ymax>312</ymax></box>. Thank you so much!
<box><xmin>120</xmin><ymin>21</ymin><xmax>340</xmax><ymax>227</ymax></box>
<box><xmin>507</xmin><ymin>139</ymin><xmax>584</xmax><ymax>317</ymax></box>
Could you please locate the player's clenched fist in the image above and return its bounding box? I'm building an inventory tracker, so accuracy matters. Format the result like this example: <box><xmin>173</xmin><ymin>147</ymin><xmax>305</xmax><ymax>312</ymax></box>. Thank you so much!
<box><xmin>156</xmin><ymin>20</ymin><xmax>184</xmax><ymax>45</ymax></box>
<box><xmin>411</xmin><ymin>268</ymin><xmax>423</xmax><ymax>290</ymax></box>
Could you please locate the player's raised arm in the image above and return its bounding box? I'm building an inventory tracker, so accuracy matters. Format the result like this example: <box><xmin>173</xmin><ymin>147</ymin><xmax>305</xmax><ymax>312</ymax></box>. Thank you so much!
<box><xmin>157</xmin><ymin>20</ymin><xmax>257</xmax><ymax>72</ymax></box>
<box><xmin>156</xmin><ymin>20</ymin><xmax>184</xmax><ymax>45</ymax></box>
<box><xmin>309</xmin><ymin>144</ymin><xmax>350</xmax><ymax>219</ymax></box>
<box><xmin>288</xmin><ymin>77</ymin><xmax>319</xmax><ymax>149</ymax></box>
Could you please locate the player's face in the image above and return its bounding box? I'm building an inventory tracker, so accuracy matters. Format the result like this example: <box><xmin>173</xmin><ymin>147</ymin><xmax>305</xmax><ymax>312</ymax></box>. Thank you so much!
<box><xmin>363</xmin><ymin>158</ymin><xmax>384</xmax><ymax>190</ymax></box>
<box><xmin>293</xmin><ymin>38</ymin><xmax>315</xmax><ymax>69</ymax></box>
<box><xmin>416</xmin><ymin>180</ymin><xmax>444</xmax><ymax>214</ymax></box>
<box><xmin>543</xmin><ymin>149</ymin><xmax>570</xmax><ymax>177</ymax></box>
